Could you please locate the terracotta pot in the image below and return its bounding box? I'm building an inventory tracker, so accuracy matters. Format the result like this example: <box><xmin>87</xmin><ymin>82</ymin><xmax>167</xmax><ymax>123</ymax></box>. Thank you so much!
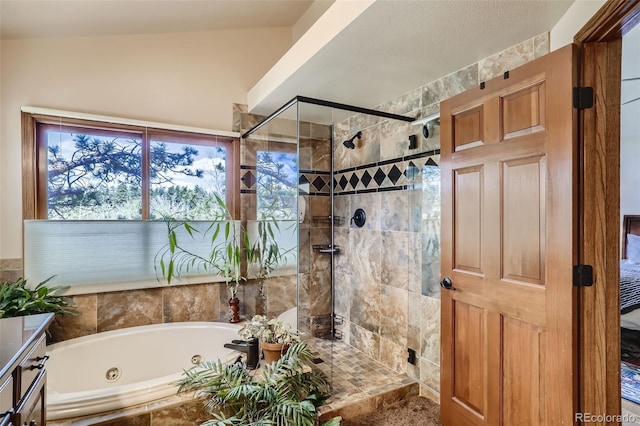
<box><xmin>228</xmin><ymin>297</ymin><xmax>241</xmax><ymax>323</ymax></box>
<box><xmin>261</xmin><ymin>341</ymin><xmax>290</xmax><ymax>364</ymax></box>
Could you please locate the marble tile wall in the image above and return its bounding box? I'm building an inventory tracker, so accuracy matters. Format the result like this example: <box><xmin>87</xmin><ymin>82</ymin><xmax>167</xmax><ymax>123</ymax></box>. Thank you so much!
<box><xmin>332</xmin><ymin>32</ymin><xmax>549</xmax><ymax>399</ymax></box>
<box><xmin>49</xmin><ymin>393</ymin><xmax>210</xmax><ymax>425</ymax></box>
<box><xmin>0</xmin><ymin>258</ymin><xmax>23</xmax><ymax>283</ymax></box>
<box><xmin>48</xmin><ymin>282</ymin><xmax>227</xmax><ymax>344</ymax></box>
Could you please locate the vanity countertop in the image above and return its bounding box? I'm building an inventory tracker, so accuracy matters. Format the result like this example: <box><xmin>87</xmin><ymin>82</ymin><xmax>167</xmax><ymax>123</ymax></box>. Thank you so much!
<box><xmin>0</xmin><ymin>313</ymin><xmax>54</xmax><ymax>381</ymax></box>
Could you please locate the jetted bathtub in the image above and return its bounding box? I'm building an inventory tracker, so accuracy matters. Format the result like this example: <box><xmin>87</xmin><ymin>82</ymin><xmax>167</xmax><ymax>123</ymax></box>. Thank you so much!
<box><xmin>46</xmin><ymin>321</ymin><xmax>242</xmax><ymax>421</ymax></box>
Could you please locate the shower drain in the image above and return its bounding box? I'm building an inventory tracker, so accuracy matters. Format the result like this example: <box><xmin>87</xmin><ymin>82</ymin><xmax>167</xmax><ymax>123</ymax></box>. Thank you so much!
<box><xmin>105</xmin><ymin>367</ymin><xmax>121</xmax><ymax>382</ymax></box>
<box><xmin>191</xmin><ymin>354</ymin><xmax>203</xmax><ymax>364</ymax></box>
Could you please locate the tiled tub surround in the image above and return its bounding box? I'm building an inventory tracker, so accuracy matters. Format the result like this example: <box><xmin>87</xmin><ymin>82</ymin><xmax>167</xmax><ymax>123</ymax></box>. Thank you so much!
<box><xmin>332</xmin><ymin>32</ymin><xmax>550</xmax><ymax>400</ymax></box>
<box><xmin>47</xmin><ymin>282</ymin><xmax>227</xmax><ymax>344</ymax></box>
<box><xmin>48</xmin><ymin>277</ymin><xmax>297</xmax><ymax>344</ymax></box>
<box><xmin>0</xmin><ymin>258</ymin><xmax>23</xmax><ymax>283</ymax></box>
<box><xmin>48</xmin><ymin>392</ymin><xmax>210</xmax><ymax>426</ymax></box>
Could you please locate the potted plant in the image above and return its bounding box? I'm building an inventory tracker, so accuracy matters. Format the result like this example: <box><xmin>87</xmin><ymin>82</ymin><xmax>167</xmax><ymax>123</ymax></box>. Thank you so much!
<box><xmin>240</xmin><ymin>314</ymin><xmax>301</xmax><ymax>364</ymax></box>
<box><xmin>155</xmin><ymin>195</ymin><xmax>244</xmax><ymax>322</ymax></box>
<box><xmin>0</xmin><ymin>277</ymin><xmax>74</xmax><ymax>319</ymax></box>
<box><xmin>178</xmin><ymin>341</ymin><xmax>341</xmax><ymax>426</ymax></box>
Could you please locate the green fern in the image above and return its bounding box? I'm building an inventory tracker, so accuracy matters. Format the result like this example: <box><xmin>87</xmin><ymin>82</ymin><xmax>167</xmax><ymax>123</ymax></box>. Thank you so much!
<box><xmin>178</xmin><ymin>342</ymin><xmax>341</xmax><ymax>426</ymax></box>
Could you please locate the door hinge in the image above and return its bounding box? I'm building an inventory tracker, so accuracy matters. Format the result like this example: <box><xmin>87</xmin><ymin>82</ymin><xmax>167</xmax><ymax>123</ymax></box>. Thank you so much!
<box><xmin>573</xmin><ymin>87</ymin><xmax>594</xmax><ymax>110</ymax></box>
<box><xmin>573</xmin><ymin>264</ymin><xmax>593</xmax><ymax>287</ymax></box>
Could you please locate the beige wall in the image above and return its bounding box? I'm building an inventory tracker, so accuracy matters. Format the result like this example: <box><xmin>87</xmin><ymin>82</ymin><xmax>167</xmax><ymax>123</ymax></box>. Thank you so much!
<box><xmin>0</xmin><ymin>27</ymin><xmax>292</xmax><ymax>259</ymax></box>
<box><xmin>550</xmin><ymin>0</ymin><xmax>605</xmax><ymax>51</ymax></box>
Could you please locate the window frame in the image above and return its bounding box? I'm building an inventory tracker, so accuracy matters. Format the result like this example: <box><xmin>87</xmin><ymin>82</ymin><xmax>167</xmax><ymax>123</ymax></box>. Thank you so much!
<box><xmin>22</xmin><ymin>112</ymin><xmax>240</xmax><ymax>221</ymax></box>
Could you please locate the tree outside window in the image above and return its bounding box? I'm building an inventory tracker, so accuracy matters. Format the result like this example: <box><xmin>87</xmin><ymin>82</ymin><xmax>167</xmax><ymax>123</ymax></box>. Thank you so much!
<box><xmin>256</xmin><ymin>150</ymin><xmax>297</xmax><ymax>220</ymax></box>
<box><xmin>41</xmin><ymin>123</ymin><xmax>232</xmax><ymax>220</ymax></box>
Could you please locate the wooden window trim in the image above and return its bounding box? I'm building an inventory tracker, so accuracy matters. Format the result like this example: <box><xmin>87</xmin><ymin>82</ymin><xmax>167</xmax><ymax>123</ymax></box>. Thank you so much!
<box><xmin>22</xmin><ymin>112</ymin><xmax>240</xmax><ymax>220</ymax></box>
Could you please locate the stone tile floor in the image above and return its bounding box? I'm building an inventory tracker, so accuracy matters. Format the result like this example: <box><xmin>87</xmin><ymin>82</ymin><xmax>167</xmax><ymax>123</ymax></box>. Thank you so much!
<box><xmin>307</xmin><ymin>338</ymin><xmax>417</xmax><ymax>412</ymax></box>
<box><xmin>623</xmin><ymin>398</ymin><xmax>640</xmax><ymax>425</ymax></box>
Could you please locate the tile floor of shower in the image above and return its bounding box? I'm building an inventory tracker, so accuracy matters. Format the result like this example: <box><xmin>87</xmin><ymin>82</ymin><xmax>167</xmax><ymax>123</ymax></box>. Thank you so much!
<box><xmin>309</xmin><ymin>338</ymin><xmax>418</xmax><ymax>413</ymax></box>
<box><xmin>49</xmin><ymin>338</ymin><xmax>420</xmax><ymax>425</ymax></box>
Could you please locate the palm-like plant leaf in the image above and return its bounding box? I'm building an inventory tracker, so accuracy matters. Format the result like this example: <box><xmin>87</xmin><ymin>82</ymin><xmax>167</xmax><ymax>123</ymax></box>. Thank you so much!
<box><xmin>177</xmin><ymin>342</ymin><xmax>339</xmax><ymax>426</ymax></box>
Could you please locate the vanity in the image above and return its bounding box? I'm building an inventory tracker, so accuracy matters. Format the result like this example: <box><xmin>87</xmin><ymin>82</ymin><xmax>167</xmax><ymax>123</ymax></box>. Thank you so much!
<box><xmin>0</xmin><ymin>313</ymin><xmax>54</xmax><ymax>426</ymax></box>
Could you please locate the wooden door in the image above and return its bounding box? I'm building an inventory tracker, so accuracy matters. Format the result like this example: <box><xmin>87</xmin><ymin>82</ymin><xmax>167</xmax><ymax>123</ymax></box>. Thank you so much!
<box><xmin>440</xmin><ymin>44</ymin><xmax>578</xmax><ymax>425</ymax></box>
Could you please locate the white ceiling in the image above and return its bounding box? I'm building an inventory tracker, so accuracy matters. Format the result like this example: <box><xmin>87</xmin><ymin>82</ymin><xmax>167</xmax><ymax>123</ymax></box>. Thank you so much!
<box><xmin>249</xmin><ymin>0</ymin><xmax>575</xmax><ymax>116</ymax></box>
<box><xmin>0</xmin><ymin>0</ymin><xmax>314</xmax><ymax>40</ymax></box>
<box><xmin>0</xmin><ymin>0</ymin><xmax>576</xmax><ymax>119</ymax></box>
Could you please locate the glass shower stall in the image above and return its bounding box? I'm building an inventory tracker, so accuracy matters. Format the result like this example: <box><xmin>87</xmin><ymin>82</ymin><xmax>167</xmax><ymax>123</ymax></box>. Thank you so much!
<box><xmin>239</xmin><ymin>96</ymin><xmax>440</xmax><ymax>399</ymax></box>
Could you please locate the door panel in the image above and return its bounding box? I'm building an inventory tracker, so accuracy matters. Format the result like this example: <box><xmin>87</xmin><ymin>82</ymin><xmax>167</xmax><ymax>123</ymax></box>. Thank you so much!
<box><xmin>453</xmin><ymin>106</ymin><xmax>485</xmax><ymax>151</ymax></box>
<box><xmin>501</xmin><ymin>155</ymin><xmax>545</xmax><ymax>284</ymax></box>
<box><xmin>502</xmin><ymin>316</ymin><xmax>543</xmax><ymax>425</ymax></box>
<box><xmin>441</xmin><ymin>45</ymin><xmax>577</xmax><ymax>425</ymax></box>
<box><xmin>454</xmin><ymin>166</ymin><xmax>483</xmax><ymax>273</ymax></box>
<box><xmin>452</xmin><ymin>300</ymin><xmax>486</xmax><ymax>416</ymax></box>
<box><xmin>501</xmin><ymin>82</ymin><xmax>546</xmax><ymax>140</ymax></box>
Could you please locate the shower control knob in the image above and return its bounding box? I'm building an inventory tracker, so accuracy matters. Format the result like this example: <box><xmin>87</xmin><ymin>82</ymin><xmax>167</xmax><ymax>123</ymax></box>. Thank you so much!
<box><xmin>350</xmin><ymin>208</ymin><xmax>366</xmax><ymax>228</ymax></box>
<box><xmin>440</xmin><ymin>277</ymin><xmax>455</xmax><ymax>290</ymax></box>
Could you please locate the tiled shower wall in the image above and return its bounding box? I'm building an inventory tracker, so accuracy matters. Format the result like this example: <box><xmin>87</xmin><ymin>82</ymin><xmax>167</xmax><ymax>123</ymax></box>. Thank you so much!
<box><xmin>331</xmin><ymin>32</ymin><xmax>550</xmax><ymax>399</ymax></box>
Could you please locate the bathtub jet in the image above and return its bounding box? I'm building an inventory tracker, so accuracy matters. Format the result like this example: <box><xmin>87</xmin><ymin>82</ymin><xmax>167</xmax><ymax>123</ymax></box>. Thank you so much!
<box><xmin>343</xmin><ymin>131</ymin><xmax>362</xmax><ymax>149</ymax></box>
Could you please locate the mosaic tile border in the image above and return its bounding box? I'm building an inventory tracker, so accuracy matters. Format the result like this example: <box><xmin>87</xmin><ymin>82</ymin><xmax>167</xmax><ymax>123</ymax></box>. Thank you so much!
<box><xmin>240</xmin><ymin>165</ymin><xmax>332</xmax><ymax>195</ymax></box>
<box><xmin>334</xmin><ymin>149</ymin><xmax>440</xmax><ymax>195</ymax></box>
<box><xmin>299</xmin><ymin>170</ymin><xmax>332</xmax><ymax>194</ymax></box>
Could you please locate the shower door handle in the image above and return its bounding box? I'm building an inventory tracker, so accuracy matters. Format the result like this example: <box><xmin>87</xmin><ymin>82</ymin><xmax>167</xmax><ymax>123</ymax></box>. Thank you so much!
<box><xmin>440</xmin><ymin>277</ymin><xmax>455</xmax><ymax>290</ymax></box>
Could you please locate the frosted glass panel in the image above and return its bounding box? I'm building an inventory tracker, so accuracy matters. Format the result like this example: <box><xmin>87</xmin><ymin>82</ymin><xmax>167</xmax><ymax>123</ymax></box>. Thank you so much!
<box><xmin>23</xmin><ymin>220</ymin><xmax>240</xmax><ymax>292</ymax></box>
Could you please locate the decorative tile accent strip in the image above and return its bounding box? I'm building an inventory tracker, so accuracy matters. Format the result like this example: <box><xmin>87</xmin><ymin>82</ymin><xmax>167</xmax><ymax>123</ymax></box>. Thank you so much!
<box><xmin>240</xmin><ymin>165</ymin><xmax>332</xmax><ymax>194</ymax></box>
<box><xmin>334</xmin><ymin>150</ymin><xmax>440</xmax><ymax>195</ymax></box>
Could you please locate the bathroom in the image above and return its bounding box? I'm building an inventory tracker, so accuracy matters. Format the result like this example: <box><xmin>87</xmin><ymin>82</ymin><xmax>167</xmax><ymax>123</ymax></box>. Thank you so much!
<box><xmin>0</xmin><ymin>1</ymin><xmax>611</xmax><ymax>424</ymax></box>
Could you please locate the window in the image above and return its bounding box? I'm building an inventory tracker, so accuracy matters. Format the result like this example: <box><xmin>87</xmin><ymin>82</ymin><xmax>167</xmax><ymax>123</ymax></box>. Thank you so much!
<box><xmin>256</xmin><ymin>150</ymin><xmax>298</xmax><ymax>220</ymax></box>
<box><xmin>21</xmin><ymin>111</ymin><xmax>240</xmax><ymax>293</ymax></box>
<box><xmin>28</xmin><ymin>115</ymin><xmax>238</xmax><ymax>220</ymax></box>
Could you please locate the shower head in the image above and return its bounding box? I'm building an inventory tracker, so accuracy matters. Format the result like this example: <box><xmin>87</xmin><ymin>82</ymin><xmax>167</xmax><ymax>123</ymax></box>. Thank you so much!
<box><xmin>343</xmin><ymin>131</ymin><xmax>362</xmax><ymax>149</ymax></box>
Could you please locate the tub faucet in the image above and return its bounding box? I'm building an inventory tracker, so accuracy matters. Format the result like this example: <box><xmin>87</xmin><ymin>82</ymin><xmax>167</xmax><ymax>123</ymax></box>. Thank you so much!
<box><xmin>224</xmin><ymin>338</ymin><xmax>259</xmax><ymax>370</ymax></box>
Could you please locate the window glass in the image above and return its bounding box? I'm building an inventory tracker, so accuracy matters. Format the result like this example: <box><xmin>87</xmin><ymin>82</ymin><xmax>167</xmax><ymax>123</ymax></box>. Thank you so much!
<box><xmin>256</xmin><ymin>150</ymin><xmax>297</xmax><ymax>220</ymax></box>
<box><xmin>149</xmin><ymin>141</ymin><xmax>227</xmax><ymax>220</ymax></box>
<box><xmin>40</xmin><ymin>121</ymin><xmax>234</xmax><ymax>221</ymax></box>
<box><xmin>46</xmin><ymin>129</ymin><xmax>142</xmax><ymax>220</ymax></box>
